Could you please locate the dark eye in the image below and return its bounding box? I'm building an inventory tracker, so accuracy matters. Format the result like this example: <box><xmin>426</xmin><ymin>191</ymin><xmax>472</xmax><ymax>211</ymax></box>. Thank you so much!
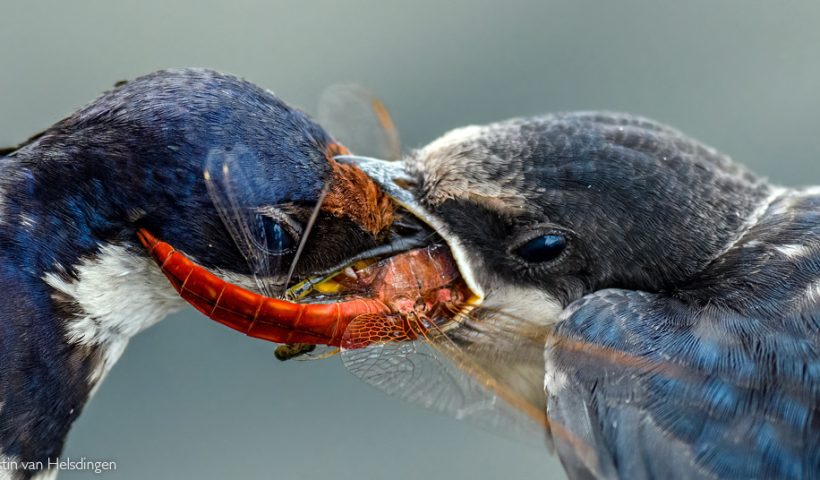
<box><xmin>514</xmin><ymin>234</ymin><xmax>567</xmax><ymax>263</ymax></box>
<box><xmin>261</xmin><ymin>216</ymin><xmax>295</xmax><ymax>253</ymax></box>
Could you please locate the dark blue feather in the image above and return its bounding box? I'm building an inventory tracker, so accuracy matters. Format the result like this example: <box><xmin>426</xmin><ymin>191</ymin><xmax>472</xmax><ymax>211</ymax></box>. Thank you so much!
<box><xmin>547</xmin><ymin>192</ymin><xmax>820</xmax><ymax>479</ymax></box>
<box><xmin>0</xmin><ymin>69</ymin><xmax>352</xmax><ymax>476</ymax></box>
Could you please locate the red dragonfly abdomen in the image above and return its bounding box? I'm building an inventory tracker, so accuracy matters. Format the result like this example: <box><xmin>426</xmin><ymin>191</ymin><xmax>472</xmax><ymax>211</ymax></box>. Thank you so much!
<box><xmin>137</xmin><ymin>228</ymin><xmax>391</xmax><ymax>346</ymax></box>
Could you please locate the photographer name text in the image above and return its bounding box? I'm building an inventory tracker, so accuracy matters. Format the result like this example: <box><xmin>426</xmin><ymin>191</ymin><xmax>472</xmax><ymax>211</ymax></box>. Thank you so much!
<box><xmin>0</xmin><ymin>457</ymin><xmax>117</xmax><ymax>474</ymax></box>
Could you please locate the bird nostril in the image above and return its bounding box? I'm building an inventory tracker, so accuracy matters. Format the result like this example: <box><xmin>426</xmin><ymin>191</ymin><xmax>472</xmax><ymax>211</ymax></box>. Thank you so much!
<box><xmin>388</xmin><ymin>210</ymin><xmax>436</xmax><ymax>246</ymax></box>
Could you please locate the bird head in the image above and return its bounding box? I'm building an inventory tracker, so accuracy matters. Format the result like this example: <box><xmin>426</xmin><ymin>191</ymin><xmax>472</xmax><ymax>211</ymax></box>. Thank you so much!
<box><xmin>349</xmin><ymin>112</ymin><xmax>773</xmax><ymax>315</ymax></box>
<box><xmin>4</xmin><ymin>69</ymin><xmax>421</xmax><ymax>313</ymax></box>
<box><xmin>340</xmin><ymin>112</ymin><xmax>776</xmax><ymax>410</ymax></box>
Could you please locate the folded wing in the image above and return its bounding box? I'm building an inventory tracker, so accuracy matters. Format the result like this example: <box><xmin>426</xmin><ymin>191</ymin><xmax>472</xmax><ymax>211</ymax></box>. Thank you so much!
<box><xmin>546</xmin><ymin>288</ymin><xmax>819</xmax><ymax>480</ymax></box>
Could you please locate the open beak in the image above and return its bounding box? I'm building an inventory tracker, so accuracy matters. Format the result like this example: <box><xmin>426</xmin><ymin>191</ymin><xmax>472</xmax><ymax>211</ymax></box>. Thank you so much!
<box><xmin>335</xmin><ymin>155</ymin><xmax>484</xmax><ymax>301</ymax></box>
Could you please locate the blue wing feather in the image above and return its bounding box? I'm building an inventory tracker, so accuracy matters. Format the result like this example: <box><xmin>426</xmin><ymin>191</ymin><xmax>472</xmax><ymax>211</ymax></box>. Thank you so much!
<box><xmin>546</xmin><ymin>189</ymin><xmax>820</xmax><ymax>479</ymax></box>
<box><xmin>547</xmin><ymin>286</ymin><xmax>819</xmax><ymax>479</ymax></box>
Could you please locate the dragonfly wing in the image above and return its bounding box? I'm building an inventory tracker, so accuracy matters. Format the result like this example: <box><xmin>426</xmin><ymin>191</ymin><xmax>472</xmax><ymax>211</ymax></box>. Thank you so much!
<box><xmin>203</xmin><ymin>147</ymin><xmax>284</xmax><ymax>297</ymax></box>
<box><xmin>340</xmin><ymin>313</ymin><xmax>550</xmax><ymax>444</ymax></box>
<box><xmin>317</xmin><ymin>84</ymin><xmax>401</xmax><ymax>160</ymax></box>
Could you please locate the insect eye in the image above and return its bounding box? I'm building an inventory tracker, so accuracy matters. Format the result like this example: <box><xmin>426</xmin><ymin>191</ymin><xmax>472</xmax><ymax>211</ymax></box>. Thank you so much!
<box><xmin>514</xmin><ymin>234</ymin><xmax>567</xmax><ymax>263</ymax></box>
<box><xmin>261</xmin><ymin>216</ymin><xmax>295</xmax><ymax>253</ymax></box>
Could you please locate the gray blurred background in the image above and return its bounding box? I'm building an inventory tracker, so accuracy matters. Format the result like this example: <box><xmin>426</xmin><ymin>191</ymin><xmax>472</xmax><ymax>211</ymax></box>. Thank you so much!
<box><xmin>2</xmin><ymin>1</ymin><xmax>819</xmax><ymax>479</ymax></box>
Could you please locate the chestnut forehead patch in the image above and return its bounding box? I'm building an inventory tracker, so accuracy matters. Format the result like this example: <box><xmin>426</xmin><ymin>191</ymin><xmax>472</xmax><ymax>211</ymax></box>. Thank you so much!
<box><xmin>323</xmin><ymin>144</ymin><xmax>396</xmax><ymax>236</ymax></box>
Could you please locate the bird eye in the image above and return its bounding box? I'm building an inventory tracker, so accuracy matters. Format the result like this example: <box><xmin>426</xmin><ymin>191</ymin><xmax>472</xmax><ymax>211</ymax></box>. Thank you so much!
<box><xmin>514</xmin><ymin>234</ymin><xmax>567</xmax><ymax>263</ymax></box>
<box><xmin>260</xmin><ymin>216</ymin><xmax>295</xmax><ymax>253</ymax></box>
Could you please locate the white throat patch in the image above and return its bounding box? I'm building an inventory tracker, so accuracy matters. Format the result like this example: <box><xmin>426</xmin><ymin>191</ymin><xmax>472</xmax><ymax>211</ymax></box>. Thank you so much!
<box><xmin>43</xmin><ymin>243</ymin><xmax>186</xmax><ymax>386</ymax></box>
<box><xmin>482</xmin><ymin>283</ymin><xmax>563</xmax><ymax>328</ymax></box>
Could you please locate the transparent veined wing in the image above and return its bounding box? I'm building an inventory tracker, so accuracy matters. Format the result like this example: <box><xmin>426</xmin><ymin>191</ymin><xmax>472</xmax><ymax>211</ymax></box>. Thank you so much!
<box><xmin>292</xmin><ymin>244</ymin><xmax>553</xmax><ymax>443</ymax></box>
<box><xmin>340</xmin><ymin>314</ymin><xmax>552</xmax><ymax>445</ymax></box>
<box><xmin>317</xmin><ymin>84</ymin><xmax>401</xmax><ymax>161</ymax></box>
<box><xmin>201</xmin><ymin>86</ymin><xmax>400</xmax><ymax>299</ymax></box>
<box><xmin>204</xmin><ymin>147</ymin><xmax>292</xmax><ymax>298</ymax></box>
<box><xmin>203</xmin><ymin>146</ymin><xmax>341</xmax><ymax>358</ymax></box>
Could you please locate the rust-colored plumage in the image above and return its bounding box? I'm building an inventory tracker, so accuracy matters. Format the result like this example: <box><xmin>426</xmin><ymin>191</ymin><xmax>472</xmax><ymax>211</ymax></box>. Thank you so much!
<box><xmin>322</xmin><ymin>144</ymin><xmax>396</xmax><ymax>236</ymax></box>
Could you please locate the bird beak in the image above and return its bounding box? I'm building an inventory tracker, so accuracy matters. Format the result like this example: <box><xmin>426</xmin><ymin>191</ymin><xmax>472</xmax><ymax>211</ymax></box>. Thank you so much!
<box><xmin>336</xmin><ymin>155</ymin><xmax>485</xmax><ymax>301</ymax></box>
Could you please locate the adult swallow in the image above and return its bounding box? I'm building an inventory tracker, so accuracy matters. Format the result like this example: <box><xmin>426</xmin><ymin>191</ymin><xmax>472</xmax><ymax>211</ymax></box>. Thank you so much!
<box><xmin>0</xmin><ymin>68</ymin><xmax>420</xmax><ymax>479</ymax></box>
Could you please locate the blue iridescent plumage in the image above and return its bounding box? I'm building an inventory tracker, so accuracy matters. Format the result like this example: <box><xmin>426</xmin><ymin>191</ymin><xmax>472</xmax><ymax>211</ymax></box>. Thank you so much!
<box><xmin>0</xmin><ymin>69</ymin><xmax>390</xmax><ymax>478</ymax></box>
<box><xmin>549</xmin><ymin>191</ymin><xmax>819</xmax><ymax>479</ymax></box>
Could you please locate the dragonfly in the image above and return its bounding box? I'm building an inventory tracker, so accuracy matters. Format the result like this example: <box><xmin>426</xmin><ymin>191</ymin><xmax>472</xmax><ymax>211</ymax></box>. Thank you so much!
<box><xmin>138</xmin><ymin>85</ymin><xmax>552</xmax><ymax>443</ymax></box>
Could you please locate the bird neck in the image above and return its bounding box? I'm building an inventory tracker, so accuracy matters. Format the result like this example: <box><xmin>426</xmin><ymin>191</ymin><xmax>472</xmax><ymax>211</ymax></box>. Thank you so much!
<box><xmin>607</xmin><ymin>161</ymin><xmax>774</xmax><ymax>293</ymax></box>
<box><xmin>0</xmin><ymin>148</ymin><xmax>184</xmax><ymax>472</ymax></box>
<box><xmin>678</xmin><ymin>186</ymin><xmax>820</xmax><ymax>314</ymax></box>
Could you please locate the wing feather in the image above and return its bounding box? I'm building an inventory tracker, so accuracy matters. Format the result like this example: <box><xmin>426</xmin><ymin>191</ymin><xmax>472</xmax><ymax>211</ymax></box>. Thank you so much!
<box><xmin>546</xmin><ymin>289</ymin><xmax>819</xmax><ymax>479</ymax></box>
